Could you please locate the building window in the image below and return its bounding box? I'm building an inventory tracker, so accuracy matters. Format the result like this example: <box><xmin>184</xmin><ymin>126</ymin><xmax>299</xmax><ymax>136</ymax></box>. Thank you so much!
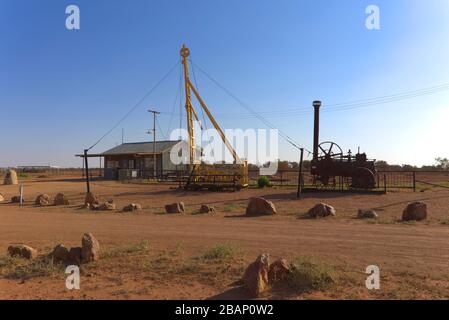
<box><xmin>144</xmin><ymin>157</ymin><xmax>153</xmax><ymax>168</ymax></box>
<box><xmin>107</xmin><ymin>161</ymin><xmax>119</xmax><ymax>169</ymax></box>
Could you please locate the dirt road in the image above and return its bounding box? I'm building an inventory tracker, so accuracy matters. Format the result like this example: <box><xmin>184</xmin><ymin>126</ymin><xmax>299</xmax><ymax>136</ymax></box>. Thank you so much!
<box><xmin>0</xmin><ymin>179</ymin><xmax>448</xmax><ymax>299</ymax></box>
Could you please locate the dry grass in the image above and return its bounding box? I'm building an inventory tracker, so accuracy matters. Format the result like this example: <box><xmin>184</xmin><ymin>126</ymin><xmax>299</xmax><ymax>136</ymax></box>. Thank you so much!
<box><xmin>0</xmin><ymin>254</ymin><xmax>65</xmax><ymax>280</ymax></box>
<box><xmin>286</xmin><ymin>256</ymin><xmax>338</xmax><ymax>292</ymax></box>
<box><xmin>201</xmin><ymin>243</ymin><xmax>239</xmax><ymax>261</ymax></box>
<box><xmin>1</xmin><ymin>241</ymin><xmax>448</xmax><ymax>299</ymax></box>
<box><xmin>102</xmin><ymin>240</ymin><xmax>150</xmax><ymax>259</ymax></box>
<box><xmin>223</xmin><ymin>203</ymin><xmax>239</xmax><ymax>212</ymax></box>
<box><xmin>144</xmin><ymin>242</ymin><xmax>245</xmax><ymax>287</ymax></box>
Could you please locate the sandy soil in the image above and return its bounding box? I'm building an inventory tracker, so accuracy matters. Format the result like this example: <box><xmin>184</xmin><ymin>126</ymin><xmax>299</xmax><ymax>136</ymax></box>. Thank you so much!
<box><xmin>0</xmin><ymin>178</ymin><xmax>448</xmax><ymax>300</ymax></box>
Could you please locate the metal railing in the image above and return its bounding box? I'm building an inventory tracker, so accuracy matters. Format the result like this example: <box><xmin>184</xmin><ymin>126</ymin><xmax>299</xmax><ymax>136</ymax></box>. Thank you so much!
<box><xmin>97</xmin><ymin>168</ymin><xmax>449</xmax><ymax>192</ymax></box>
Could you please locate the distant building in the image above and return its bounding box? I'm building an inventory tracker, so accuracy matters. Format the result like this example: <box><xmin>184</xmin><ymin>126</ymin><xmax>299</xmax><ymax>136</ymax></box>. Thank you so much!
<box><xmin>78</xmin><ymin>140</ymin><xmax>191</xmax><ymax>180</ymax></box>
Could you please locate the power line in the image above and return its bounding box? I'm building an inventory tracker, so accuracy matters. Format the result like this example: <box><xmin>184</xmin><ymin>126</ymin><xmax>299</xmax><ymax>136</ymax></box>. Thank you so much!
<box><xmin>325</xmin><ymin>82</ymin><xmax>449</xmax><ymax>108</ymax></box>
<box><xmin>156</xmin><ymin>118</ymin><xmax>167</xmax><ymax>140</ymax></box>
<box><xmin>165</xmin><ymin>63</ymin><xmax>182</xmax><ymax>139</ymax></box>
<box><xmin>189</xmin><ymin>58</ymin><xmax>209</xmax><ymax>131</ymax></box>
<box><xmin>156</xmin><ymin>81</ymin><xmax>449</xmax><ymax>120</ymax></box>
<box><xmin>87</xmin><ymin>60</ymin><xmax>180</xmax><ymax>151</ymax></box>
<box><xmin>188</xmin><ymin>61</ymin><xmax>449</xmax><ymax>153</ymax></box>
<box><xmin>189</xmin><ymin>60</ymin><xmax>311</xmax><ymax>152</ymax></box>
<box><xmin>189</xmin><ymin>58</ymin><xmax>212</xmax><ymax>154</ymax></box>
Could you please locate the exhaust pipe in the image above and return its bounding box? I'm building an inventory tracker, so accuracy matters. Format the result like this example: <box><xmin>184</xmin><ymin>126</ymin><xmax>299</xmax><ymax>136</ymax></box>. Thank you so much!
<box><xmin>312</xmin><ymin>100</ymin><xmax>321</xmax><ymax>161</ymax></box>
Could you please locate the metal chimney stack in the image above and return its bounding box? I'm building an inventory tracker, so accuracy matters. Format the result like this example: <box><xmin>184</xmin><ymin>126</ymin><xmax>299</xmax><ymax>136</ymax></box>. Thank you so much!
<box><xmin>312</xmin><ymin>100</ymin><xmax>321</xmax><ymax>161</ymax></box>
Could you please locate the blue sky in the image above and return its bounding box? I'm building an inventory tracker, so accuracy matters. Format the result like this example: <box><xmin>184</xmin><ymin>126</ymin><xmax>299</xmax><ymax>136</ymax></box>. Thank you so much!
<box><xmin>1</xmin><ymin>0</ymin><xmax>448</xmax><ymax>167</ymax></box>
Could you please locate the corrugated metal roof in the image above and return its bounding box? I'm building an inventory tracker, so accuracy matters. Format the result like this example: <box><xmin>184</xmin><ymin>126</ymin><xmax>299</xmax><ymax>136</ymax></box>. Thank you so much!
<box><xmin>101</xmin><ymin>140</ymin><xmax>182</xmax><ymax>156</ymax></box>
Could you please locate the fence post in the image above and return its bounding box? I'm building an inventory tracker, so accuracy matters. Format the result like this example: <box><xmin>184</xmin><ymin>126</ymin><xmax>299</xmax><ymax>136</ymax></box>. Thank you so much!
<box><xmin>413</xmin><ymin>171</ymin><xmax>416</xmax><ymax>192</ymax></box>
<box><xmin>297</xmin><ymin>148</ymin><xmax>304</xmax><ymax>199</ymax></box>
<box><xmin>82</xmin><ymin>157</ymin><xmax>85</xmax><ymax>179</ymax></box>
<box><xmin>84</xmin><ymin>149</ymin><xmax>91</xmax><ymax>194</ymax></box>
<box><xmin>383</xmin><ymin>174</ymin><xmax>387</xmax><ymax>194</ymax></box>
<box><xmin>19</xmin><ymin>184</ymin><xmax>24</xmax><ymax>206</ymax></box>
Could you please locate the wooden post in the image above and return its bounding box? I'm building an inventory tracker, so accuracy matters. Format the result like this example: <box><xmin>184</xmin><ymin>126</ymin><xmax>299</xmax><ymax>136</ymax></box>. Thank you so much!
<box><xmin>19</xmin><ymin>184</ymin><xmax>23</xmax><ymax>205</ymax></box>
<box><xmin>82</xmin><ymin>157</ymin><xmax>85</xmax><ymax>179</ymax></box>
<box><xmin>297</xmin><ymin>148</ymin><xmax>304</xmax><ymax>199</ymax></box>
<box><xmin>413</xmin><ymin>171</ymin><xmax>416</xmax><ymax>192</ymax></box>
<box><xmin>383</xmin><ymin>174</ymin><xmax>387</xmax><ymax>194</ymax></box>
<box><xmin>99</xmin><ymin>157</ymin><xmax>102</xmax><ymax>178</ymax></box>
<box><xmin>84</xmin><ymin>149</ymin><xmax>91</xmax><ymax>194</ymax></box>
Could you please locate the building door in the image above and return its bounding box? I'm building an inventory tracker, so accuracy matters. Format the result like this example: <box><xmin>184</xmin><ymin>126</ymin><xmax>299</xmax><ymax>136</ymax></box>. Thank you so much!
<box><xmin>105</xmin><ymin>160</ymin><xmax>119</xmax><ymax>180</ymax></box>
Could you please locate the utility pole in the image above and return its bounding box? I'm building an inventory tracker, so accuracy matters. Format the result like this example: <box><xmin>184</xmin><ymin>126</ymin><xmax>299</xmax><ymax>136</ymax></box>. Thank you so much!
<box><xmin>148</xmin><ymin>109</ymin><xmax>160</xmax><ymax>179</ymax></box>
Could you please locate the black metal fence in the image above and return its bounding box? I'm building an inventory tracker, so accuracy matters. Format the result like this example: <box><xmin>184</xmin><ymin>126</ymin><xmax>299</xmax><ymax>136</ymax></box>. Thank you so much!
<box><xmin>112</xmin><ymin>169</ymin><xmax>244</xmax><ymax>191</ymax></box>
<box><xmin>249</xmin><ymin>169</ymin><xmax>448</xmax><ymax>192</ymax></box>
<box><xmin>93</xmin><ymin>167</ymin><xmax>449</xmax><ymax>192</ymax></box>
<box><xmin>376</xmin><ymin>171</ymin><xmax>415</xmax><ymax>190</ymax></box>
<box><xmin>115</xmin><ymin>169</ymin><xmax>184</xmax><ymax>181</ymax></box>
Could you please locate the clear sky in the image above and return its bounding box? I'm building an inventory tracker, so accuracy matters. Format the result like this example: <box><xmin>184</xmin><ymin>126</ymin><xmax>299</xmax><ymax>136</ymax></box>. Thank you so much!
<box><xmin>1</xmin><ymin>0</ymin><xmax>448</xmax><ymax>167</ymax></box>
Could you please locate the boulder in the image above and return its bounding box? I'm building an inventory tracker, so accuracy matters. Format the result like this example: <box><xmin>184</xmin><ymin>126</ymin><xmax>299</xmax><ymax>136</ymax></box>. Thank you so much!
<box><xmin>3</xmin><ymin>169</ymin><xmax>18</xmax><ymax>185</ymax></box>
<box><xmin>81</xmin><ymin>233</ymin><xmax>100</xmax><ymax>263</ymax></box>
<box><xmin>0</xmin><ymin>193</ymin><xmax>4</xmax><ymax>202</ymax></box>
<box><xmin>50</xmin><ymin>244</ymin><xmax>69</xmax><ymax>264</ymax></box>
<box><xmin>165</xmin><ymin>202</ymin><xmax>185</xmax><ymax>214</ymax></box>
<box><xmin>35</xmin><ymin>194</ymin><xmax>51</xmax><ymax>206</ymax></box>
<box><xmin>357</xmin><ymin>209</ymin><xmax>378</xmax><ymax>219</ymax></box>
<box><xmin>245</xmin><ymin>198</ymin><xmax>277</xmax><ymax>216</ymax></box>
<box><xmin>199</xmin><ymin>205</ymin><xmax>216</xmax><ymax>214</ymax></box>
<box><xmin>11</xmin><ymin>196</ymin><xmax>23</xmax><ymax>203</ymax></box>
<box><xmin>122</xmin><ymin>203</ymin><xmax>142</xmax><ymax>212</ymax></box>
<box><xmin>68</xmin><ymin>247</ymin><xmax>82</xmax><ymax>265</ymax></box>
<box><xmin>268</xmin><ymin>258</ymin><xmax>290</xmax><ymax>282</ymax></box>
<box><xmin>402</xmin><ymin>202</ymin><xmax>427</xmax><ymax>221</ymax></box>
<box><xmin>84</xmin><ymin>192</ymin><xmax>99</xmax><ymax>206</ymax></box>
<box><xmin>307</xmin><ymin>203</ymin><xmax>336</xmax><ymax>218</ymax></box>
<box><xmin>242</xmin><ymin>254</ymin><xmax>270</xmax><ymax>297</ymax></box>
<box><xmin>53</xmin><ymin>193</ymin><xmax>70</xmax><ymax>206</ymax></box>
<box><xmin>7</xmin><ymin>245</ymin><xmax>38</xmax><ymax>259</ymax></box>
<box><xmin>98</xmin><ymin>200</ymin><xmax>116</xmax><ymax>211</ymax></box>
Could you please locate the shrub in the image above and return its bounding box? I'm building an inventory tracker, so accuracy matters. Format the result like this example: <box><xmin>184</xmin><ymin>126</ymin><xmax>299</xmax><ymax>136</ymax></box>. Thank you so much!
<box><xmin>287</xmin><ymin>256</ymin><xmax>337</xmax><ymax>291</ymax></box>
<box><xmin>202</xmin><ymin>243</ymin><xmax>238</xmax><ymax>260</ymax></box>
<box><xmin>3</xmin><ymin>256</ymin><xmax>63</xmax><ymax>279</ymax></box>
<box><xmin>257</xmin><ymin>176</ymin><xmax>270</xmax><ymax>188</ymax></box>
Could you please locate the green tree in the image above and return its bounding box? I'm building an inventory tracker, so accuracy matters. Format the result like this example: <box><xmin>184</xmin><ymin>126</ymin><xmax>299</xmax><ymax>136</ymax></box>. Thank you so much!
<box><xmin>435</xmin><ymin>157</ymin><xmax>449</xmax><ymax>170</ymax></box>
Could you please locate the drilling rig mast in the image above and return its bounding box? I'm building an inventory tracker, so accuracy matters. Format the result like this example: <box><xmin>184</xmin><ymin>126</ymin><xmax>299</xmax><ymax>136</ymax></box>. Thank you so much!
<box><xmin>180</xmin><ymin>44</ymin><xmax>248</xmax><ymax>190</ymax></box>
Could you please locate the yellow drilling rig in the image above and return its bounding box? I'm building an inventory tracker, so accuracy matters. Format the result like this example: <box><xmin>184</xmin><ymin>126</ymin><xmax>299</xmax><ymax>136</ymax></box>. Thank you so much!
<box><xmin>180</xmin><ymin>44</ymin><xmax>248</xmax><ymax>191</ymax></box>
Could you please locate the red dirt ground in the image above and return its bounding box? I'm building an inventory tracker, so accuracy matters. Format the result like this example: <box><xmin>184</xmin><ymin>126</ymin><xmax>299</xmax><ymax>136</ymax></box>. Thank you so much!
<box><xmin>0</xmin><ymin>177</ymin><xmax>448</xmax><ymax>299</ymax></box>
